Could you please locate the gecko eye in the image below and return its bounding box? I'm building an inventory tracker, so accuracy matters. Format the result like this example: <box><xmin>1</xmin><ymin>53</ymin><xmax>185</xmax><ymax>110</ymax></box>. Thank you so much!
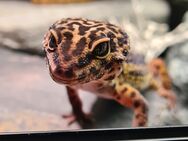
<box><xmin>49</xmin><ymin>34</ymin><xmax>57</xmax><ymax>49</ymax></box>
<box><xmin>48</xmin><ymin>30</ymin><xmax>58</xmax><ymax>51</ymax></box>
<box><xmin>93</xmin><ymin>41</ymin><xmax>110</xmax><ymax>59</ymax></box>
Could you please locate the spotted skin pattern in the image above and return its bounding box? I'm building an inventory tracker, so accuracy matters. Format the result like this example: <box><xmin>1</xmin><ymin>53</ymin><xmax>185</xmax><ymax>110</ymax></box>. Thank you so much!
<box><xmin>43</xmin><ymin>18</ymin><xmax>176</xmax><ymax>128</ymax></box>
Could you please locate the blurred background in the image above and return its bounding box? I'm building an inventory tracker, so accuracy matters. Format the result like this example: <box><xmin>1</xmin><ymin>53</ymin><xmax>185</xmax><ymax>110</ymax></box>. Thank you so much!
<box><xmin>0</xmin><ymin>0</ymin><xmax>188</xmax><ymax>132</ymax></box>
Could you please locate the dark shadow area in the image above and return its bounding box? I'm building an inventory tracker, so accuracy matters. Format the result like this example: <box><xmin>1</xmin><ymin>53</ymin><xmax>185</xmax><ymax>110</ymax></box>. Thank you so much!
<box><xmin>91</xmin><ymin>98</ymin><xmax>132</xmax><ymax>128</ymax></box>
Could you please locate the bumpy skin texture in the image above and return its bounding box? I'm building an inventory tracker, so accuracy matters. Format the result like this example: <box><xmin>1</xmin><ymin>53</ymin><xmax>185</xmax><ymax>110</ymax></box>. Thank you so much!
<box><xmin>43</xmin><ymin>18</ymin><xmax>176</xmax><ymax>128</ymax></box>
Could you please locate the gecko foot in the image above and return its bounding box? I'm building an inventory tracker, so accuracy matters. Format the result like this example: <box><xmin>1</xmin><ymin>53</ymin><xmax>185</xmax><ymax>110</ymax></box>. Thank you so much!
<box><xmin>158</xmin><ymin>88</ymin><xmax>177</xmax><ymax>110</ymax></box>
<box><xmin>62</xmin><ymin>113</ymin><xmax>94</xmax><ymax>129</ymax></box>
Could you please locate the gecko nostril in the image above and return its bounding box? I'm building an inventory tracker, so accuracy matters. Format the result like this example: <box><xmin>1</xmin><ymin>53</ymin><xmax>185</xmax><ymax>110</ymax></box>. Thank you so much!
<box><xmin>54</xmin><ymin>66</ymin><xmax>74</xmax><ymax>79</ymax></box>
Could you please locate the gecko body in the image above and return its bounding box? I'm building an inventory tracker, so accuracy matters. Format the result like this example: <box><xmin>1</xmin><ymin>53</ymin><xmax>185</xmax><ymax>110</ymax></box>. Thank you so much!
<box><xmin>43</xmin><ymin>18</ymin><xmax>176</xmax><ymax>128</ymax></box>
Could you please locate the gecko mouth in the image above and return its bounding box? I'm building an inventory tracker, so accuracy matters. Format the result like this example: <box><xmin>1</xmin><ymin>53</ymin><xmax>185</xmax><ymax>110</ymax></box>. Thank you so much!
<box><xmin>49</xmin><ymin>67</ymin><xmax>80</xmax><ymax>85</ymax></box>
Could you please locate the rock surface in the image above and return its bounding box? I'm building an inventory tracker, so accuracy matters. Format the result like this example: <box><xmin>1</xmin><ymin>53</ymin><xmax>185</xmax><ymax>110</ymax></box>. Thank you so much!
<box><xmin>166</xmin><ymin>12</ymin><xmax>188</xmax><ymax>103</ymax></box>
<box><xmin>166</xmin><ymin>42</ymin><xmax>188</xmax><ymax>102</ymax></box>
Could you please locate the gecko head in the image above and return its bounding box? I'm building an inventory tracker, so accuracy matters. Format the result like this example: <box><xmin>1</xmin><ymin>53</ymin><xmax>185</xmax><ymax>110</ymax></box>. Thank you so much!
<box><xmin>43</xmin><ymin>18</ymin><xmax>130</xmax><ymax>85</ymax></box>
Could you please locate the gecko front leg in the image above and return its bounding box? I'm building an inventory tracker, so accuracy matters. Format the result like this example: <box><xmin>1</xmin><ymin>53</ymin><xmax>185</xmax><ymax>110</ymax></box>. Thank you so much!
<box><xmin>114</xmin><ymin>84</ymin><xmax>149</xmax><ymax>127</ymax></box>
<box><xmin>148</xmin><ymin>58</ymin><xmax>176</xmax><ymax>109</ymax></box>
<box><xmin>63</xmin><ymin>86</ymin><xmax>94</xmax><ymax>128</ymax></box>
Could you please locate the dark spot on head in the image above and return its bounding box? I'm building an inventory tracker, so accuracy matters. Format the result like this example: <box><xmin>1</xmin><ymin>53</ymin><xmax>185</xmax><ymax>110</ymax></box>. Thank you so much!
<box><xmin>118</xmin><ymin>29</ymin><xmax>128</xmax><ymax>38</ymax></box>
<box><xmin>88</xmin><ymin>33</ymin><xmax>96</xmax><ymax>41</ymax></box>
<box><xmin>79</xmin><ymin>25</ymin><xmax>90</xmax><ymax>35</ymax></box>
<box><xmin>76</xmin><ymin>53</ymin><xmax>93</xmax><ymax>68</ymax></box>
<box><xmin>73</xmin><ymin>37</ymin><xmax>87</xmax><ymax>56</ymax></box>
<box><xmin>96</xmin><ymin>72</ymin><xmax>104</xmax><ymax>79</ymax></box>
<box><xmin>107</xmin><ymin>26</ymin><xmax>118</xmax><ymax>34</ymax></box>
<box><xmin>83</xmin><ymin>20</ymin><xmax>93</xmax><ymax>25</ymax></box>
<box><xmin>64</xmin><ymin>55</ymin><xmax>72</xmax><ymax>61</ymax></box>
<box><xmin>114</xmin><ymin>58</ymin><xmax>124</xmax><ymax>64</ymax></box>
<box><xmin>118</xmin><ymin>37</ymin><xmax>127</xmax><ymax>47</ymax></box>
<box><xmin>67</xmin><ymin>22</ymin><xmax>82</xmax><ymax>27</ymax></box>
<box><xmin>111</xmin><ymin>46</ymin><xmax>116</xmax><ymax>52</ymax></box>
<box><xmin>107</xmin><ymin>32</ymin><xmax>116</xmax><ymax>39</ymax></box>
<box><xmin>61</xmin><ymin>40</ymin><xmax>72</xmax><ymax>55</ymax></box>
<box><xmin>78</xmin><ymin>72</ymin><xmax>87</xmax><ymax>80</ymax></box>
<box><xmin>97</xmin><ymin>27</ymin><xmax>105</xmax><ymax>31</ymax></box>
<box><xmin>90</xmin><ymin>67</ymin><xmax>99</xmax><ymax>75</ymax></box>
<box><xmin>117</xmin><ymin>38</ymin><xmax>124</xmax><ymax>46</ymax></box>
<box><xmin>64</xmin><ymin>68</ymin><xmax>74</xmax><ymax>78</ymax></box>
<box><xmin>77</xmin><ymin>57</ymin><xmax>88</xmax><ymax>68</ymax></box>
<box><xmin>57</xmin><ymin>27</ymin><xmax>65</xmax><ymax>30</ymax></box>
<box><xmin>100</xmin><ymin>32</ymin><xmax>106</xmax><ymax>37</ymax></box>
<box><xmin>104</xmin><ymin>62</ymin><xmax>113</xmax><ymax>70</ymax></box>
<box><xmin>100</xmin><ymin>59</ymin><xmax>108</xmax><ymax>67</ymax></box>
<box><xmin>91</xmin><ymin>23</ymin><xmax>103</xmax><ymax>28</ymax></box>
<box><xmin>68</xmin><ymin>25</ymin><xmax>74</xmax><ymax>31</ymax></box>
<box><xmin>54</xmin><ymin>66</ymin><xmax>63</xmax><ymax>75</ymax></box>
<box><xmin>59</xmin><ymin>20</ymin><xmax>68</xmax><ymax>25</ymax></box>
<box><xmin>63</xmin><ymin>32</ymin><xmax>73</xmax><ymax>40</ymax></box>
<box><xmin>110</xmin><ymin>40</ymin><xmax>117</xmax><ymax>52</ymax></box>
<box><xmin>106</xmin><ymin>23</ymin><xmax>114</xmax><ymax>26</ymax></box>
